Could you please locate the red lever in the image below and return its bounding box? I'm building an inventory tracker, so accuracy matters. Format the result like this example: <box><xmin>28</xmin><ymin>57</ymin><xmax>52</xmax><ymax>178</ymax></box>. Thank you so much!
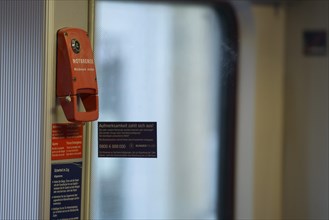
<box><xmin>56</xmin><ymin>27</ymin><xmax>99</xmax><ymax>122</ymax></box>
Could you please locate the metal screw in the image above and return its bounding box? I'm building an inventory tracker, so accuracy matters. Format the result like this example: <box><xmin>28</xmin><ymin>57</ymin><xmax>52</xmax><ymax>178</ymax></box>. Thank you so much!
<box><xmin>95</xmin><ymin>77</ymin><xmax>97</xmax><ymax>81</ymax></box>
<box><xmin>73</xmin><ymin>77</ymin><xmax>77</xmax><ymax>82</ymax></box>
<box><xmin>65</xmin><ymin>96</ymin><xmax>71</xmax><ymax>103</ymax></box>
<box><xmin>64</xmin><ymin>32</ymin><xmax>68</xmax><ymax>36</ymax></box>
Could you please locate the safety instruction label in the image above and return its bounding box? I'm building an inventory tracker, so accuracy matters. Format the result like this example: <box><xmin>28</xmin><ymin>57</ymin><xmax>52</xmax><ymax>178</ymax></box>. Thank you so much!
<box><xmin>98</xmin><ymin>122</ymin><xmax>157</xmax><ymax>158</ymax></box>
<box><xmin>52</xmin><ymin>123</ymin><xmax>83</xmax><ymax>160</ymax></box>
<box><xmin>50</xmin><ymin>162</ymin><xmax>82</xmax><ymax>220</ymax></box>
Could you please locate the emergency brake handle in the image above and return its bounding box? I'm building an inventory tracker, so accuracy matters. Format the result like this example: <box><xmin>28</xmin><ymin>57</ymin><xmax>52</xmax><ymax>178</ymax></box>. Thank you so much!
<box><xmin>56</xmin><ymin>27</ymin><xmax>99</xmax><ymax>123</ymax></box>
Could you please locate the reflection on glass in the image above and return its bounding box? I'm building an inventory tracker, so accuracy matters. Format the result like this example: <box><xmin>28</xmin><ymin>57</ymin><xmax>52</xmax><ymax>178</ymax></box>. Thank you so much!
<box><xmin>91</xmin><ymin>2</ymin><xmax>222</xmax><ymax>219</ymax></box>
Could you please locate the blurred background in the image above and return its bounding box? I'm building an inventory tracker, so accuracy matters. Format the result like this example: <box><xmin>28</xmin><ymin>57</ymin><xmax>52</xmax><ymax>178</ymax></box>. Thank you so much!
<box><xmin>91</xmin><ymin>3</ymin><xmax>221</xmax><ymax>219</ymax></box>
<box><xmin>89</xmin><ymin>0</ymin><xmax>328</xmax><ymax>219</ymax></box>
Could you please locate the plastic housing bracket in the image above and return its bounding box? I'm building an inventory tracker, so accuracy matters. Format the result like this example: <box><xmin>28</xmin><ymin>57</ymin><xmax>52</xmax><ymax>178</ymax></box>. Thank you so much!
<box><xmin>56</xmin><ymin>27</ymin><xmax>99</xmax><ymax>122</ymax></box>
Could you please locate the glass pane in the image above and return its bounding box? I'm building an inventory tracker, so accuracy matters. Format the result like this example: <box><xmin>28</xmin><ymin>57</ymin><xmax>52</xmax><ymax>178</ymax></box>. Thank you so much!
<box><xmin>91</xmin><ymin>2</ymin><xmax>222</xmax><ymax>219</ymax></box>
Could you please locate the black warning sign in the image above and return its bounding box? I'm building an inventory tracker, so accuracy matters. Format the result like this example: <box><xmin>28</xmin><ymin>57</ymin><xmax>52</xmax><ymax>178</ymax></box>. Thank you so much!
<box><xmin>98</xmin><ymin>122</ymin><xmax>157</xmax><ymax>158</ymax></box>
<box><xmin>50</xmin><ymin>162</ymin><xmax>82</xmax><ymax>220</ymax></box>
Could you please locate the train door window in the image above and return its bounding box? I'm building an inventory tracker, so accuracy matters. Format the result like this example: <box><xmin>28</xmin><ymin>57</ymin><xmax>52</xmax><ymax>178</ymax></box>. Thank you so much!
<box><xmin>90</xmin><ymin>1</ymin><xmax>236</xmax><ymax>219</ymax></box>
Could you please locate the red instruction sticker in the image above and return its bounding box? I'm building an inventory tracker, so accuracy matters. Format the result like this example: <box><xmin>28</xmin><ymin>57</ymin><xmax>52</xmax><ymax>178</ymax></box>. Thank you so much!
<box><xmin>52</xmin><ymin>123</ymin><xmax>83</xmax><ymax>160</ymax></box>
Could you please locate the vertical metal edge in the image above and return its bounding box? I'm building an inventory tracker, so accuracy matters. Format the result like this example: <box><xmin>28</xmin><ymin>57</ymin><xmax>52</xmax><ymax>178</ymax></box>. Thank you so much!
<box><xmin>41</xmin><ymin>1</ymin><xmax>91</xmax><ymax>219</ymax></box>
<box><xmin>83</xmin><ymin>0</ymin><xmax>95</xmax><ymax>219</ymax></box>
<box><xmin>88</xmin><ymin>0</ymin><xmax>95</xmax><ymax>46</ymax></box>
<box><xmin>40</xmin><ymin>0</ymin><xmax>55</xmax><ymax>219</ymax></box>
<box><xmin>83</xmin><ymin>121</ymin><xmax>93</xmax><ymax>220</ymax></box>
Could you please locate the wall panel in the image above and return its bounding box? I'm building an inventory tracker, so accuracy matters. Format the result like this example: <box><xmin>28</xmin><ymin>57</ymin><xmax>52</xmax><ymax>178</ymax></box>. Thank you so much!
<box><xmin>0</xmin><ymin>1</ymin><xmax>44</xmax><ymax>219</ymax></box>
